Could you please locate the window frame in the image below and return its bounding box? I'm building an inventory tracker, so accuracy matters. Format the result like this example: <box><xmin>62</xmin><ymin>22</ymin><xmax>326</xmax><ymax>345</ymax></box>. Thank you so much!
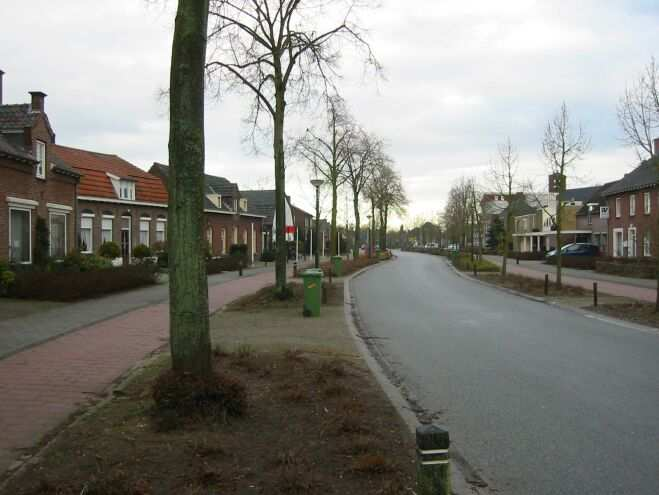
<box><xmin>643</xmin><ymin>231</ymin><xmax>652</xmax><ymax>257</ymax></box>
<box><xmin>644</xmin><ymin>191</ymin><xmax>651</xmax><ymax>214</ymax></box>
<box><xmin>119</xmin><ymin>180</ymin><xmax>136</xmax><ymax>201</ymax></box>
<box><xmin>9</xmin><ymin>207</ymin><xmax>32</xmax><ymax>264</ymax></box>
<box><xmin>101</xmin><ymin>216</ymin><xmax>114</xmax><ymax>244</ymax></box>
<box><xmin>35</xmin><ymin>140</ymin><xmax>46</xmax><ymax>179</ymax></box>
<box><xmin>629</xmin><ymin>194</ymin><xmax>636</xmax><ymax>217</ymax></box>
<box><xmin>80</xmin><ymin>215</ymin><xmax>94</xmax><ymax>254</ymax></box>
<box><xmin>156</xmin><ymin>219</ymin><xmax>167</xmax><ymax>243</ymax></box>
<box><xmin>49</xmin><ymin>212</ymin><xmax>67</xmax><ymax>258</ymax></box>
<box><xmin>139</xmin><ymin>219</ymin><xmax>150</xmax><ymax>246</ymax></box>
<box><xmin>615</xmin><ymin>197</ymin><xmax>622</xmax><ymax>218</ymax></box>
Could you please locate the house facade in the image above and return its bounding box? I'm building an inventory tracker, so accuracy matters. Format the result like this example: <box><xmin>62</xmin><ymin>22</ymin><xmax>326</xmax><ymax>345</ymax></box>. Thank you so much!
<box><xmin>602</xmin><ymin>148</ymin><xmax>659</xmax><ymax>258</ymax></box>
<box><xmin>150</xmin><ymin>163</ymin><xmax>265</xmax><ymax>264</ymax></box>
<box><xmin>0</xmin><ymin>74</ymin><xmax>80</xmax><ymax>264</ymax></box>
<box><xmin>52</xmin><ymin>145</ymin><xmax>169</xmax><ymax>263</ymax></box>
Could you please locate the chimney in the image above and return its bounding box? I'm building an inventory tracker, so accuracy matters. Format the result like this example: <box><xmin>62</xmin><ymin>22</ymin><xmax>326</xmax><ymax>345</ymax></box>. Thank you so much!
<box><xmin>29</xmin><ymin>91</ymin><xmax>47</xmax><ymax>112</ymax></box>
<box><xmin>0</xmin><ymin>70</ymin><xmax>4</xmax><ymax>105</ymax></box>
<box><xmin>654</xmin><ymin>138</ymin><xmax>659</xmax><ymax>157</ymax></box>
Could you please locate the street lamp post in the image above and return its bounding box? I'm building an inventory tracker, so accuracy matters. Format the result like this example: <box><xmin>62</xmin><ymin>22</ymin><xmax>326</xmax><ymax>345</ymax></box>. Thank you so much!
<box><xmin>310</xmin><ymin>178</ymin><xmax>323</xmax><ymax>268</ymax></box>
<box><xmin>366</xmin><ymin>214</ymin><xmax>372</xmax><ymax>258</ymax></box>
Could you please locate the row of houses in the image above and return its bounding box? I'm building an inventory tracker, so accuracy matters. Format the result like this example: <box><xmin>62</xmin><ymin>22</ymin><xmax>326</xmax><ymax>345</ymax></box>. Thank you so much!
<box><xmin>0</xmin><ymin>72</ymin><xmax>314</xmax><ymax>266</ymax></box>
<box><xmin>482</xmin><ymin>143</ymin><xmax>659</xmax><ymax>258</ymax></box>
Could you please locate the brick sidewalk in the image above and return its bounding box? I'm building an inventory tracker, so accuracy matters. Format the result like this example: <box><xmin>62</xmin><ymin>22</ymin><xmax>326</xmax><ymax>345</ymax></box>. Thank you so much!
<box><xmin>502</xmin><ymin>263</ymin><xmax>656</xmax><ymax>302</ymax></box>
<box><xmin>0</xmin><ymin>271</ymin><xmax>276</xmax><ymax>476</ymax></box>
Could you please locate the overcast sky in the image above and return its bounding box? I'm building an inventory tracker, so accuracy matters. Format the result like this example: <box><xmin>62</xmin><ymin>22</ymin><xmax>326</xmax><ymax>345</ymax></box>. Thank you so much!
<box><xmin>2</xmin><ymin>1</ymin><xmax>659</xmax><ymax>227</ymax></box>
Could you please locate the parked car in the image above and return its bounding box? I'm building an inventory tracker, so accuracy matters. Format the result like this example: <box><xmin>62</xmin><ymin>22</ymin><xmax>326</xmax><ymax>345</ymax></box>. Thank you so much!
<box><xmin>545</xmin><ymin>243</ymin><xmax>599</xmax><ymax>259</ymax></box>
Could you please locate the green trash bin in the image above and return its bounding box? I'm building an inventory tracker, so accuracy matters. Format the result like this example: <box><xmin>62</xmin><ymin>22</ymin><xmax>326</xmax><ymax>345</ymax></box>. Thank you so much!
<box><xmin>331</xmin><ymin>256</ymin><xmax>344</xmax><ymax>277</ymax></box>
<box><xmin>301</xmin><ymin>269</ymin><xmax>323</xmax><ymax>317</ymax></box>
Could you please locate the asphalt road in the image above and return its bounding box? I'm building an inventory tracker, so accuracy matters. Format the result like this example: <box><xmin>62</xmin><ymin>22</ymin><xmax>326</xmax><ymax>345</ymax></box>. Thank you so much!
<box><xmin>351</xmin><ymin>251</ymin><xmax>659</xmax><ymax>495</ymax></box>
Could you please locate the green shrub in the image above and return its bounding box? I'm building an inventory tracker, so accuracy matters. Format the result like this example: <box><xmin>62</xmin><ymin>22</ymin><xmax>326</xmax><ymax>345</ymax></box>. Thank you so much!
<box><xmin>33</xmin><ymin>216</ymin><xmax>50</xmax><ymax>267</ymax></box>
<box><xmin>55</xmin><ymin>252</ymin><xmax>112</xmax><ymax>272</ymax></box>
<box><xmin>98</xmin><ymin>241</ymin><xmax>121</xmax><ymax>259</ymax></box>
<box><xmin>207</xmin><ymin>255</ymin><xmax>243</xmax><ymax>274</ymax></box>
<box><xmin>132</xmin><ymin>244</ymin><xmax>152</xmax><ymax>260</ymax></box>
<box><xmin>510</xmin><ymin>251</ymin><xmax>545</xmax><ymax>261</ymax></box>
<box><xmin>7</xmin><ymin>265</ymin><xmax>158</xmax><ymax>301</ymax></box>
<box><xmin>0</xmin><ymin>260</ymin><xmax>15</xmax><ymax>296</ymax></box>
<box><xmin>260</xmin><ymin>250</ymin><xmax>275</xmax><ymax>262</ymax></box>
<box><xmin>595</xmin><ymin>259</ymin><xmax>657</xmax><ymax>279</ymax></box>
<box><xmin>229</xmin><ymin>244</ymin><xmax>248</xmax><ymax>257</ymax></box>
<box><xmin>452</xmin><ymin>254</ymin><xmax>500</xmax><ymax>273</ymax></box>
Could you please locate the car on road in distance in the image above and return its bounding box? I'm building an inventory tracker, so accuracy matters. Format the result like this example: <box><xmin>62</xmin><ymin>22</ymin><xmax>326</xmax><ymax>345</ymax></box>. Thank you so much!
<box><xmin>545</xmin><ymin>242</ymin><xmax>600</xmax><ymax>259</ymax></box>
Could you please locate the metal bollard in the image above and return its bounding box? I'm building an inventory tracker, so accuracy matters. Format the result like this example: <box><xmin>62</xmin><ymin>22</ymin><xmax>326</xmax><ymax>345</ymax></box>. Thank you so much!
<box><xmin>328</xmin><ymin>266</ymin><xmax>332</xmax><ymax>285</ymax></box>
<box><xmin>544</xmin><ymin>273</ymin><xmax>549</xmax><ymax>296</ymax></box>
<box><xmin>293</xmin><ymin>262</ymin><xmax>298</xmax><ymax>278</ymax></box>
<box><xmin>593</xmin><ymin>282</ymin><xmax>598</xmax><ymax>307</ymax></box>
<box><xmin>416</xmin><ymin>424</ymin><xmax>450</xmax><ymax>495</ymax></box>
<box><xmin>239</xmin><ymin>261</ymin><xmax>243</xmax><ymax>277</ymax></box>
<box><xmin>516</xmin><ymin>256</ymin><xmax>520</xmax><ymax>265</ymax></box>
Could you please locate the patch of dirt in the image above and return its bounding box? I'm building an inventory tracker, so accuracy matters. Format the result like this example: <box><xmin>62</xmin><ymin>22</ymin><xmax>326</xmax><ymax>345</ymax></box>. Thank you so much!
<box><xmin>589</xmin><ymin>302</ymin><xmax>659</xmax><ymax>329</ymax></box>
<box><xmin>3</xmin><ymin>350</ymin><xmax>415</xmax><ymax>495</ymax></box>
<box><xmin>479</xmin><ymin>273</ymin><xmax>587</xmax><ymax>297</ymax></box>
<box><xmin>227</xmin><ymin>282</ymin><xmax>344</xmax><ymax>312</ymax></box>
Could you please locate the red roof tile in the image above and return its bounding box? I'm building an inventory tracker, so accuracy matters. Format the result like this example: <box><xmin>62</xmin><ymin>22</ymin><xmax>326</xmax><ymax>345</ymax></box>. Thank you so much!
<box><xmin>50</xmin><ymin>145</ymin><xmax>168</xmax><ymax>204</ymax></box>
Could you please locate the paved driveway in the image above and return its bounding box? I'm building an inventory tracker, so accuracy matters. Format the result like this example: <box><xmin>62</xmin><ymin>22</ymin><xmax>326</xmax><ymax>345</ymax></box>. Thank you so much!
<box><xmin>352</xmin><ymin>251</ymin><xmax>659</xmax><ymax>495</ymax></box>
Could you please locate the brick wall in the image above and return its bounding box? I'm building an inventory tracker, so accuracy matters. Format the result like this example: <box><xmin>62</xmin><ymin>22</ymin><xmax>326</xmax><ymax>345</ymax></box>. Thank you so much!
<box><xmin>0</xmin><ymin>112</ymin><xmax>78</xmax><ymax>262</ymax></box>
<box><xmin>606</xmin><ymin>188</ymin><xmax>658</xmax><ymax>257</ymax></box>
<box><xmin>205</xmin><ymin>213</ymin><xmax>262</xmax><ymax>263</ymax></box>
<box><xmin>76</xmin><ymin>200</ymin><xmax>168</xmax><ymax>259</ymax></box>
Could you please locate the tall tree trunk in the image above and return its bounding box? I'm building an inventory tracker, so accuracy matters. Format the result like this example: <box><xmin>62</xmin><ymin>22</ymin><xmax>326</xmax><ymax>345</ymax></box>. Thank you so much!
<box><xmin>330</xmin><ymin>182</ymin><xmax>338</xmax><ymax>256</ymax></box>
<box><xmin>168</xmin><ymin>0</ymin><xmax>211</xmax><ymax>377</ymax></box>
<box><xmin>382</xmin><ymin>204</ymin><xmax>389</xmax><ymax>250</ymax></box>
<box><xmin>353</xmin><ymin>192</ymin><xmax>360</xmax><ymax>259</ymax></box>
<box><xmin>273</xmin><ymin>79</ymin><xmax>287</xmax><ymax>293</ymax></box>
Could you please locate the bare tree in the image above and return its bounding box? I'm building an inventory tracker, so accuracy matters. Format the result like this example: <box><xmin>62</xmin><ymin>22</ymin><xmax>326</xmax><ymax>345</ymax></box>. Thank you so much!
<box><xmin>297</xmin><ymin>96</ymin><xmax>352</xmax><ymax>256</ymax></box>
<box><xmin>205</xmin><ymin>0</ymin><xmax>379</xmax><ymax>294</ymax></box>
<box><xmin>444</xmin><ymin>178</ymin><xmax>471</xmax><ymax>250</ymax></box>
<box><xmin>617</xmin><ymin>58</ymin><xmax>659</xmax><ymax>160</ymax></box>
<box><xmin>368</xmin><ymin>160</ymin><xmax>407</xmax><ymax>250</ymax></box>
<box><xmin>344</xmin><ymin>129</ymin><xmax>381</xmax><ymax>258</ymax></box>
<box><xmin>168</xmin><ymin>0</ymin><xmax>212</xmax><ymax>377</ymax></box>
<box><xmin>541</xmin><ymin>102</ymin><xmax>590</xmax><ymax>288</ymax></box>
<box><xmin>489</xmin><ymin>137</ymin><xmax>519</xmax><ymax>279</ymax></box>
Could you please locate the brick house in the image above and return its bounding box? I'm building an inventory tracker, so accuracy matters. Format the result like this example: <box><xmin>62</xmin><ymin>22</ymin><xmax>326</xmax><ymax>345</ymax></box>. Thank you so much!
<box><xmin>0</xmin><ymin>72</ymin><xmax>80</xmax><ymax>263</ymax></box>
<box><xmin>602</xmin><ymin>145</ymin><xmax>659</xmax><ymax>258</ymax></box>
<box><xmin>149</xmin><ymin>163</ymin><xmax>264</xmax><ymax>264</ymax></box>
<box><xmin>51</xmin><ymin>145</ymin><xmax>169</xmax><ymax>264</ymax></box>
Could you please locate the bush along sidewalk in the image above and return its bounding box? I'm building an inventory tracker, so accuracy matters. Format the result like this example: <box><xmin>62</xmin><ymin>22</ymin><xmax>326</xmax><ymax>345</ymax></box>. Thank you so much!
<box><xmin>451</xmin><ymin>253</ymin><xmax>500</xmax><ymax>273</ymax></box>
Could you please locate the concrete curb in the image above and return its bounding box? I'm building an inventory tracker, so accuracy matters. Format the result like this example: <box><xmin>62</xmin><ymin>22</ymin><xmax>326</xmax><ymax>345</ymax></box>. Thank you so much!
<box><xmin>343</xmin><ymin>258</ymin><xmax>491</xmax><ymax>495</ymax></box>
<box><xmin>445</xmin><ymin>257</ymin><xmax>659</xmax><ymax>336</ymax></box>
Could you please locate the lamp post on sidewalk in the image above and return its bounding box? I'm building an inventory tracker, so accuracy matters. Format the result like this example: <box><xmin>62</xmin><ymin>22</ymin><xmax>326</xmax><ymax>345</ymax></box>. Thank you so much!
<box><xmin>311</xmin><ymin>178</ymin><xmax>323</xmax><ymax>268</ymax></box>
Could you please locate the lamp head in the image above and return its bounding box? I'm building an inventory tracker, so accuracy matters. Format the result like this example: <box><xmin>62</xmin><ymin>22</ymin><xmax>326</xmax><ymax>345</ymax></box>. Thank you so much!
<box><xmin>310</xmin><ymin>179</ymin><xmax>324</xmax><ymax>188</ymax></box>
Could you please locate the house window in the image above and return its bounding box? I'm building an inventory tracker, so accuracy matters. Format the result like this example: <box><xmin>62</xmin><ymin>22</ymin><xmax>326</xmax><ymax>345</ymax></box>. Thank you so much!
<box><xmin>207</xmin><ymin>227</ymin><xmax>213</xmax><ymax>249</ymax></box>
<box><xmin>643</xmin><ymin>231</ymin><xmax>651</xmax><ymax>257</ymax></box>
<box><xmin>233</xmin><ymin>226</ymin><xmax>238</xmax><ymax>244</ymax></box>
<box><xmin>615</xmin><ymin>197</ymin><xmax>621</xmax><ymax>218</ymax></box>
<box><xmin>644</xmin><ymin>192</ymin><xmax>651</xmax><ymax>214</ymax></box>
<box><xmin>221</xmin><ymin>228</ymin><xmax>226</xmax><ymax>254</ymax></box>
<box><xmin>119</xmin><ymin>180</ymin><xmax>135</xmax><ymax>201</ymax></box>
<box><xmin>49</xmin><ymin>213</ymin><xmax>67</xmax><ymax>258</ymax></box>
<box><xmin>629</xmin><ymin>195</ymin><xmax>636</xmax><ymax>216</ymax></box>
<box><xmin>613</xmin><ymin>229</ymin><xmax>624</xmax><ymax>258</ymax></box>
<box><xmin>239</xmin><ymin>198</ymin><xmax>248</xmax><ymax>211</ymax></box>
<box><xmin>243</xmin><ymin>229</ymin><xmax>248</xmax><ymax>245</ymax></box>
<box><xmin>80</xmin><ymin>216</ymin><xmax>93</xmax><ymax>253</ymax></box>
<box><xmin>628</xmin><ymin>227</ymin><xmax>637</xmax><ymax>257</ymax></box>
<box><xmin>156</xmin><ymin>219</ymin><xmax>166</xmax><ymax>243</ymax></box>
<box><xmin>587</xmin><ymin>206</ymin><xmax>593</xmax><ymax>226</ymax></box>
<box><xmin>9</xmin><ymin>208</ymin><xmax>31</xmax><ymax>263</ymax></box>
<box><xmin>35</xmin><ymin>140</ymin><xmax>46</xmax><ymax>179</ymax></box>
<box><xmin>139</xmin><ymin>219</ymin><xmax>150</xmax><ymax>246</ymax></box>
<box><xmin>101</xmin><ymin>217</ymin><xmax>114</xmax><ymax>244</ymax></box>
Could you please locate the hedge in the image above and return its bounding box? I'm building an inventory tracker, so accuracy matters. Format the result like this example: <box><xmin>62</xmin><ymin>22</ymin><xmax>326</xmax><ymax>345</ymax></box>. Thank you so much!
<box><xmin>451</xmin><ymin>254</ymin><xmax>500</xmax><ymax>273</ymax></box>
<box><xmin>7</xmin><ymin>265</ymin><xmax>158</xmax><ymax>301</ymax></box>
<box><xmin>509</xmin><ymin>251</ymin><xmax>545</xmax><ymax>261</ymax></box>
<box><xmin>207</xmin><ymin>255</ymin><xmax>245</xmax><ymax>275</ymax></box>
<box><xmin>545</xmin><ymin>256</ymin><xmax>597</xmax><ymax>270</ymax></box>
<box><xmin>596</xmin><ymin>260</ymin><xmax>657</xmax><ymax>279</ymax></box>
